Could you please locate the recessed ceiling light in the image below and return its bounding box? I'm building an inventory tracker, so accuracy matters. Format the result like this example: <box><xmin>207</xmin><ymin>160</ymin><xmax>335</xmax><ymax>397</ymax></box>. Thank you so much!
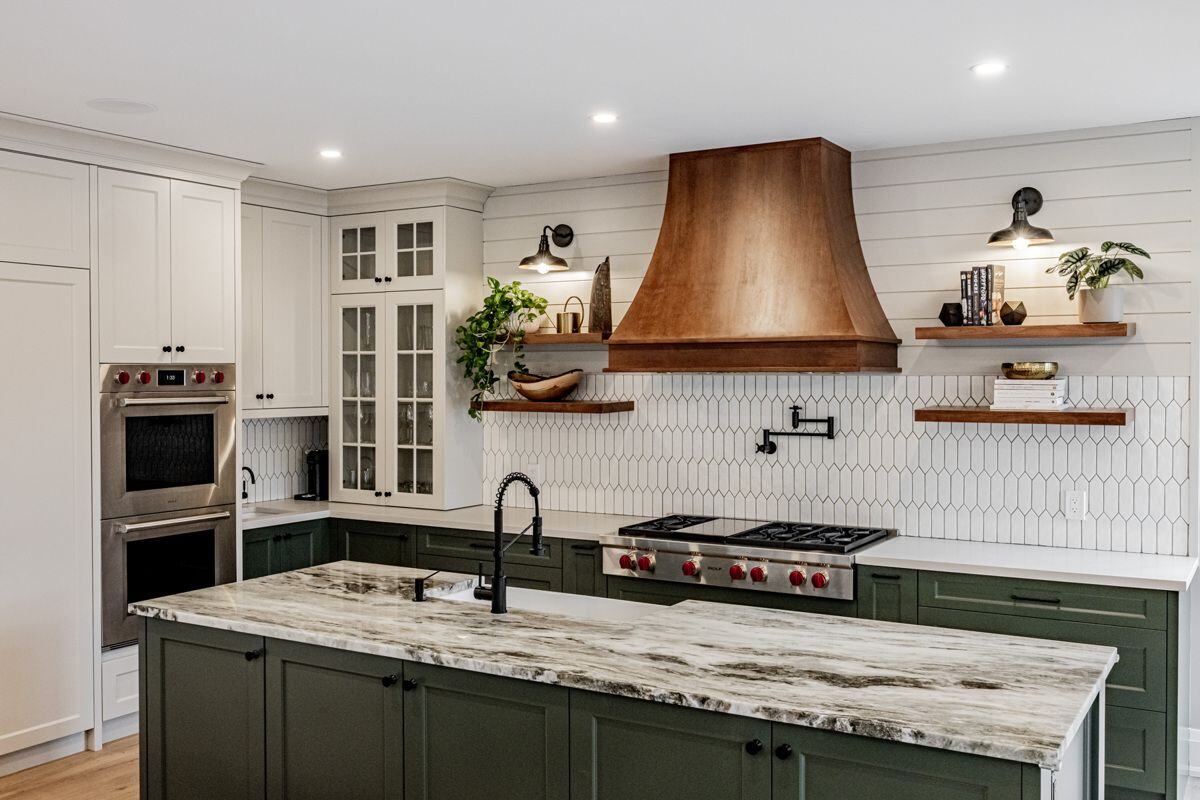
<box><xmin>590</xmin><ymin>112</ymin><xmax>618</xmax><ymax>125</ymax></box>
<box><xmin>86</xmin><ymin>98</ymin><xmax>157</xmax><ymax>115</ymax></box>
<box><xmin>970</xmin><ymin>62</ymin><xmax>1008</xmax><ymax>77</ymax></box>
<box><xmin>319</xmin><ymin>149</ymin><xmax>343</xmax><ymax>159</ymax></box>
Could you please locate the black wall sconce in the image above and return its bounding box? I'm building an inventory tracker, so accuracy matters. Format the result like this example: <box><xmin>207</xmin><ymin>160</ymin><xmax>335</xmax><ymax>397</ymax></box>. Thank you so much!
<box><xmin>987</xmin><ymin>187</ymin><xmax>1053</xmax><ymax>251</ymax></box>
<box><xmin>518</xmin><ymin>224</ymin><xmax>574</xmax><ymax>274</ymax></box>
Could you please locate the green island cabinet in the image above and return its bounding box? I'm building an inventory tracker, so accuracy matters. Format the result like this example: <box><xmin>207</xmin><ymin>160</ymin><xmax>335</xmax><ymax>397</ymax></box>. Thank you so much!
<box><xmin>140</xmin><ymin>617</ymin><xmax>1046</xmax><ymax>800</ymax></box>
<box><xmin>243</xmin><ymin>520</ymin><xmax>333</xmax><ymax>580</ymax></box>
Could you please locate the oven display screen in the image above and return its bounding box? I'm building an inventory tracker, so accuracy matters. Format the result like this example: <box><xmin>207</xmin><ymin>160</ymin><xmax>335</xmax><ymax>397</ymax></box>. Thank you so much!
<box><xmin>157</xmin><ymin>369</ymin><xmax>185</xmax><ymax>386</ymax></box>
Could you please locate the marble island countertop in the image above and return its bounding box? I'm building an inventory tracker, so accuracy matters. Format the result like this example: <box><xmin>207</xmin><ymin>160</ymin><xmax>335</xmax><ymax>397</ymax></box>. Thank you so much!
<box><xmin>132</xmin><ymin>561</ymin><xmax>1116</xmax><ymax>770</ymax></box>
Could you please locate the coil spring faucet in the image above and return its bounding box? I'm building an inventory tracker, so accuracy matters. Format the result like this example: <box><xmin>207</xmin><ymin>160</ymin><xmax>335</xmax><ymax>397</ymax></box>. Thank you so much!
<box><xmin>473</xmin><ymin>472</ymin><xmax>544</xmax><ymax>614</ymax></box>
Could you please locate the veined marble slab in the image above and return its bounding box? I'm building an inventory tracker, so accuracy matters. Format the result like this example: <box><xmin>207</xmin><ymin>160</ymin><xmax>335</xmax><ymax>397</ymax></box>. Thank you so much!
<box><xmin>132</xmin><ymin>561</ymin><xmax>1116</xmax><ymax>770</ymax></box>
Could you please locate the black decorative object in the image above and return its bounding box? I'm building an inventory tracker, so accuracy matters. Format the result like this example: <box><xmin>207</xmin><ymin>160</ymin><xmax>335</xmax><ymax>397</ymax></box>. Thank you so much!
<box><xmin>987</xmin><ymin>187</ymin><xmax>1054</xmax><ymax>250</ymax></box>
<box><xmin>939</xmin><ymin>302</ymin><xmax>964</xmax><ymax>326</ymax></box>
<box><xmin>1000</xmin><ymin>301</ymin><xmax>1028</xmax><ymax>326</ymax></box>
<box><xmin>518</xmin><ymin>224</ymin><xmax>574</xmax><ymax>273</ymax></box>
<box><xmin>755</xmin><ymin>404</ymin><xmax>836</xmax><ymax>454</ymax></box>
<box><xmin>589</xmin><ymin>257</ymin><xmax>613</xmax><ymax>335</ymax></box>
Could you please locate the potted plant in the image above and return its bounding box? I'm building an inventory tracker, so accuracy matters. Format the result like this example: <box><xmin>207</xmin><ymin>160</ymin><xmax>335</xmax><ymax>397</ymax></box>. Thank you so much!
<box><xmin>1046</xmin><ymin>241</ymin><xmax>1149</xmax><ymax>323</ymax></box>
<box><xmin>455</xmin><ymin>277</ymin><xmax>548</xmax><ymax>420</ymax></box>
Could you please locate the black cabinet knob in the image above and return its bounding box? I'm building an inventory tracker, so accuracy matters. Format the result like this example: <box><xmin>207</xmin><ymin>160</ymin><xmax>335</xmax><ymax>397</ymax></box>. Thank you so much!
<box><xmin>384</xmin><ymin>491</ymin><xmax>392</xmax><ymax>497</ymax></box>
<box><xmin>775</xmin><ymin>743</ymin><xmax>793</xmax><ymax>760</ymax></box>
<box><xmin>255</xmin><ymin>393</ymin><xmax>264</xmax><ymax>400</ymax></box>
<box><xmin>162</xmin><ymin>345</ymin><xmax>171</xmax><ymax>352</ymax></box>
<box><xmin>265</xmin><ymin>393</ymin><xmax>274</xmax><ymax>400</ymax></box>
<box><xmin>384</xmin><ymin>276</ymin><xmax>392</xmax><ymax>282</ymax></box>
<box><xmin>244</xmin><ymin>649</ymin><xmax>263</xmax><ymax>661</ymax></box>
<box><xmin>401</xmin><ymin>678</ymin><xmax>418</xmax><ymax>691</ymax></box>
<box><xmin>374</xmin><ymin>491</ymin><xmax>383</xmax><ymax>497</ymax></box>
<box><xmin>744</xmin><ymin>739</ymin><xmax>763</xmax><ymax>755</ymax></box>
<box><xmin>374</xmin><ymin>277</ymin><xmax>383</xmax><ymax>283</ymax></box>
<box><xmin>175</xmin><ymin>345</ymin><xmax>185</xmax><ymax>352</ymax></box>
<box><xmin>381</xmin><ymin>674</ymin><xmax>399</xmax><ymax>687</ymax></box>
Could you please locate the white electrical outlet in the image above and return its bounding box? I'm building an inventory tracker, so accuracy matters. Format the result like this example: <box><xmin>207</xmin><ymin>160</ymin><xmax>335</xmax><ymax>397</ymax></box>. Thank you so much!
<box><xmin>526</xmin><ymin>462</ymin><xmax>542</xmax><ymax>484</ymax></box>
<box><xmin>1064</xmin><ymin>490</ymin><xmax>1087</xmax><ymax>520</ymax></box>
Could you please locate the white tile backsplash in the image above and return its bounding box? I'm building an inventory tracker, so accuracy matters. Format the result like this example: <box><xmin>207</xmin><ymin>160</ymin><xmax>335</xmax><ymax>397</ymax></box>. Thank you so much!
<box><xmin>482</xmin><ymin>374</ymin><xmax>1190</xmax><ymax>555</ymax></box>
<box><xmin>241</xmin><ymin>417</ymin><xmax>328</xmax><ymax>503</ymax></box>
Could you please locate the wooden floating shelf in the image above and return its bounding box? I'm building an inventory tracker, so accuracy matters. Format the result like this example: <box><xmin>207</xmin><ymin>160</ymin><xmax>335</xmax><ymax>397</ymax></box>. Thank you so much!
<box><xmin>473</xmin><ymin>400</ymin><xmax>634</xmax><ymax>414</ymax></box>
<box><xmin>522</xmin><ymin>331</ymin><xmax>611</xmax><ymax>346</ymax></box>
<box><xmin>914</xmin><ymin>322</ymin><xmax>1135</xmax><ymax>341</ymax></box>
<box><xmin>914</xmin><ymin>406</ymin><xmax>1131</xmax><ymax>426</ymax></box>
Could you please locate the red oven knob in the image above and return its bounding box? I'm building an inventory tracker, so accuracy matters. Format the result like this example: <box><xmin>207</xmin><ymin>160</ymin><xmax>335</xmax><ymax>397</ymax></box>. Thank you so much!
<box><xmin>137</xmin><ymin>370</ymin><xmax>152</xmax><ymax>385</ymax></box>
<box><xmin>750</xmin><ymin>566</ymin><xmax>767</xmax><ymax>583</ymax></box>
<box><xmin>193</xmin><ymin>370</ymin><xmax>207</xmax><ymax>384</ymax></box>
<box><xmin>811</xmin><ymin>572</ymin><xmax>829</xmax><ymax>589</ymax></box>
<box><xmin>115</xmin><ymin>370</ymin><xmax>131</xmax><ymax>385</ymax></box>
<box><xmin>618</xmin><ymin>553</ymin><xmax>636</xmax><ymax>570</ymax></box>
<box><xmin>788</xmin><ymin>570</ymin><xmax>807</xmax><ymax>587</ymax></box>
<box><xmin>212</xmin><ymin>370</ymin><xmax>225</xmax><ymax>384</ymax></box>
<box><xmin>729</xmin><ymin>564</ymin><xmax>747</xmax><ymax>581</ymax></box>
<box><xmin>681</xmin><ymin>560</ymin><xmax>700</xmax><ymax>577</ymax></box>
<box><xmin>636</xmin><ymin>555</ymin><xmax>655</xmax><ymax>572</ymax></box>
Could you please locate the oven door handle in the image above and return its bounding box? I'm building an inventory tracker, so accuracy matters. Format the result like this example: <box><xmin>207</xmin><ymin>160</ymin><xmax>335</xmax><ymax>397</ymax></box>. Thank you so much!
<box><xmin>116</xmin><ymin>396</ymin><xmax>230</xmax><ymax>407</ymax></box>
<box><xmin>114</xmin><ymin>510</ymin><xmax>232</xmax><ymax>534</ymax></box>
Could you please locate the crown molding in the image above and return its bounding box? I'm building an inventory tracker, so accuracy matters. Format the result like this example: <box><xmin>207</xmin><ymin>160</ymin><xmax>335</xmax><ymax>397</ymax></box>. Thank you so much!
<box><xmin>0</xmin><ymin>113</ymin><xmax>256</xmax><ymax>187</ymax></box>
<box><xmin>326</xmin><ymin>177</ymin><xmax>494</xmax><ymax>216</ymax></box>
<box><xmin>241</xmin><ymin>178</ymin><xmax>329</xmax><ymax>215</ymax></box>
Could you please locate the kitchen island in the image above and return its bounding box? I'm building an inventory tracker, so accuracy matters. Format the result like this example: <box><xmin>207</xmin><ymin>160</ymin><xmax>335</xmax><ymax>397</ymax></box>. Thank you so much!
<box><xmin>133</xmin><ymin>561</ymin><xmax>1115</xmax><ymax>800</ymax></box>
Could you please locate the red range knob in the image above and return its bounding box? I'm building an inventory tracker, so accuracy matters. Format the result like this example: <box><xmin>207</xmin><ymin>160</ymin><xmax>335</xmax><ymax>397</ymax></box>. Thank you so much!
<box><xmin>618</xmin><ymin>554</ymin><xmax>635</xmax><ymax>570</ymax></box>
<box><xmin>729</xmin><ymin>564</ymin><xmax>747</xmax><ymax>580</ymax></box>
<box><xmin>681</xmin><ymin>560</ymin><xmax>700</xmax><ymax>577</ymax></box>
<box><xmin>750</xmin><ymin>566</ymin><xmax>767</xmax><ymax>583</ymax></box>
<box><xmin>811</xmin><ymin>572</ymin><xmax>829</xmax><ymax>589</ymax></box>
<box><xmin>193</xmin><ymin>370</ymin><xmax>206</xmax><ymax>384</ymax></box>
<box><xmin>636</xmin><ymin>555</ymin><xmax>655</xmax><ymax>572</ymax></box>
<box><xmin>788</xmin><ymin>570</ymin><xmax>806</xmax><ymax>587</ymax></box>
<box><xmin>137</xmin><ymin>370</ymin><xmax>152</xmax><ymax>384</ymax></box>
<box><xmin>115</xmin><ymin>370</ymin><xmax>131</xmax><ymax>385</ymax></box>
<box><xmin>212</xmin><ymin>370</ymin><xmax>225</xmax><ymax>384</ymax></box>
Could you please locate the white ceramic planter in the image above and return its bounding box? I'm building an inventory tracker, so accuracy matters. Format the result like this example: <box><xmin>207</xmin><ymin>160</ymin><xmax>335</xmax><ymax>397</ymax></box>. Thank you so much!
<box><xmin>1077</xmin><ymin>287</ymin><xmax>1125</xmax><ymax>323</ymax></box>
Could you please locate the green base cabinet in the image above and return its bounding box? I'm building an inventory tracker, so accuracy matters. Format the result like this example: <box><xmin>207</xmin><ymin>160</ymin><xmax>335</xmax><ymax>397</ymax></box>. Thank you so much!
<box><xmin>243</xmin><ymin>520</ymin><xmax>332</xmax><ymax>579</ymax></box>
<box><xmin>562</xmin><ymin>541</ymin><xmax>604</xmax><ymax>596</ymax></box>
<box><xmin>856</xmin><ymin>567</ymin><xmax>918</xmax><ymax>623</ymax></box>
<box><xmin>333</xmin><ymin>520</ymin><xmax>417</xmax><ymax>567</ymax></box>
<box><xmin>404</xmin><ymin>662</ymin><xmax>570</xmax><ymax>800</ymax></box>
<box><xmin>265</xmin><ymin>640</ymin><xmax>404</xmax><ymax>800</ymax></box>
<box><xmin>140</xmin><ymin>619</ymin><xmax>266</xmax><ymax>800</ymax></box>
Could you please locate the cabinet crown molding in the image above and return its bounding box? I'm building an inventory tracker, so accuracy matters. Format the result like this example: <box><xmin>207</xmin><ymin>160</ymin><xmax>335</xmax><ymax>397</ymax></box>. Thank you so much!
<box><xmin>327</xmin><ymin>178</ymin><xmax>494</xmax><ymax>216</ymax></box>
<box><xmin>241</xmin><ymin>178</ymin><xmax>330</xmax><ymax>216</ymax></box>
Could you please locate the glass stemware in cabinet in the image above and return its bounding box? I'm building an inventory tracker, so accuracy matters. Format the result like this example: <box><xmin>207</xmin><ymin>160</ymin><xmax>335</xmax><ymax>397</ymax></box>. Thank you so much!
<box><xmin>397</xmin><ymin>448</ymin><xmax>414</xmax><ymax>494</ymax></box>
<box><xmin>416</xmin><ymin>450</ymin><xmax>433</xmax><ymax>495</ymax></box>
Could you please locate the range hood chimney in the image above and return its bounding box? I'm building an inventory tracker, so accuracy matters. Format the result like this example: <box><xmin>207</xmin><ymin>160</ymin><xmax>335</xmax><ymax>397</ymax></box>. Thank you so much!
<box><xmin>607</xmin><ymin>138</ymin><xmax>899</xmax><ymax>373</ymax></box>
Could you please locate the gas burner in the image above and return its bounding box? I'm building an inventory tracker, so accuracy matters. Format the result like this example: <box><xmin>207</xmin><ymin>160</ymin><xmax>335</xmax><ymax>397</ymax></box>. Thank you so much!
<box><xmin>728</xmin><ymin>523</ymin><xmax>890</xmax><ymax>554</ymax></box>
<box><xmin>620</xmin><ymin>514</ymin><xmax>717</xmax><ymax>534</ymax></box>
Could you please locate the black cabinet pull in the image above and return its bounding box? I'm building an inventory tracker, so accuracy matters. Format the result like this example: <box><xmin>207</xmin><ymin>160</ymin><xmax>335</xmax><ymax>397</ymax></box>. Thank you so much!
<box><xmin>1011</xmin><ymin>594</ymin><xmax>1061</xmax><ymax>605</ymax></box>
<box><xmin>244</xmin><ymin>649</ymin><xmax>263</xmax><ymax>661</ymax></box>
<box><xmin>381</xmin><ymin>674</ymin><xmax>398</xmax><ymax>687</ymax></box>
<box><xmin>374</xmin><ymin>491</ymin><xmax>383</xmax><ymax>497</ymax></box>
<box><xmin>570</xmin><ymin>543</ymin><xmax>598</xmax><ymax>552</ymax></box>
<box><xmin>384</xmin><ymin>491</ymin><xmax>392</xmax><ymax>497</ymax></box>
<box><xmin>384</xmin><ymin>276</ymin><xmax>393</xmax><ymax>283</ymax></box>
<box><xmin>872</xmin><ymin>572</ymin><xmax>901</xmax><ymax>581</ymax></box>
<box><xmin>255</xmin><ymin>393</ymin><xmax>264</xmax><ymax>400</ymax></box>
<box><xmin>265</xmin><ymin>393</ymin><xmax>274</xmax><ymax>400</ymax></box>
<box><xmin>401</xmin><ymin>678</ymin><xmax>418</xmax><ymax>691</ymax></box>
<box><xmin>775</xmin><ymin>743</ymin><xmax>793</xmax><ymax>760</ymax></box>
<box><xmin>162</xmin><ymin>345</ymin><xmax>171</xmax><ymax>352</ymax></box>
<box><xmin>175</xmin><ymin>345</ymin><xmax>185</xmax><ymax>352</ymax></box>
<box><xmin>744</xmin><ymin>739</ymin><xmax>763</xmax><ymax>755</ymax></box>
<box><xmin>374</xmin><ymin>277</ymin><xmax>383</xmax><ymax>283</ymax></box>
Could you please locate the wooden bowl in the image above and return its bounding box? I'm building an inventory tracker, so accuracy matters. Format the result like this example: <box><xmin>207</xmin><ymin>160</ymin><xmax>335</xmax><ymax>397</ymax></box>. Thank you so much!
<box><xmin>1001</xmin><ymin>362</ymin><xmax>1059</xmax><ymax>380</ymax></box>
<box><xmin>507</xmin><ymin>369</ymin><xmax>583</xmax><ymax>401</ymax></box>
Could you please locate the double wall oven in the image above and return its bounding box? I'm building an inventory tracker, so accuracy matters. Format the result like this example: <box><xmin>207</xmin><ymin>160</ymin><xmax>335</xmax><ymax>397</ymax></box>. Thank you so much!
<box><xmin>100</xmin><ymin>364</ymin><xmax>237</xmax><ymax>648</ymax></box>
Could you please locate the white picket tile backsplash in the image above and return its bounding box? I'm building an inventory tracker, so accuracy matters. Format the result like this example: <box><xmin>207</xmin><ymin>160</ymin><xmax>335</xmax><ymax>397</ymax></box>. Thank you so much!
<box><xmin>482</xmin><ymin>374</ymin><xmax>1190</xmax><ymax>555</ymax></box>
<box><xmin>241</xmin><ymin>417</ymin><xmax>328</xmax><ymax>503</ymax></box>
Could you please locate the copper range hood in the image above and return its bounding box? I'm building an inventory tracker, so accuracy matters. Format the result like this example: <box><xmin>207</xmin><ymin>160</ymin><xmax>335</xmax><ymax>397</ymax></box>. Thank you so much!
<box><xmin>607</xmin><ymin>138</ymin><xmax>899</xmax><ymax>373</ymax></box>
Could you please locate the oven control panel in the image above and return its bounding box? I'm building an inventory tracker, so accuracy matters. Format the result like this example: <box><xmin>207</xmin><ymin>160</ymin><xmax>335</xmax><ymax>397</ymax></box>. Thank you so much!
<box><xmin>100</xmin><ymin>364</ymin><xmax>236</xmax><ymax>392</ymax></box>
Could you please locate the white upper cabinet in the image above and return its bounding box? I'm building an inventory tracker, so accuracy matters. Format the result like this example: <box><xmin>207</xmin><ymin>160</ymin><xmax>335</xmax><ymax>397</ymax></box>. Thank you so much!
<box><xmin>98</xmin><ymin>168</ymin><xmax>236</xmax><ymax>363</ymax></box>
<box><xmin>242</xmin><ymin>205</ymin><xmax>326</xmax><ymax>413</ymax></box>
<box><xmin>0</xmin><ymin>151</ymin><xmax>90</xmax><ymax>269</ymax></box>
<box><xmin>170</xmin><ymin>180</ymin><xmax>236</xmax><ymax>363</ymax></box>
<box><xmin>98</xmin><ymin>169</ymin><xmax>173</xmax><ymax>363</ymax></box>
<box><xmin>331</xmin><ymin>208</ymin><xmax>445</xmax><ymax>293</ymax></box>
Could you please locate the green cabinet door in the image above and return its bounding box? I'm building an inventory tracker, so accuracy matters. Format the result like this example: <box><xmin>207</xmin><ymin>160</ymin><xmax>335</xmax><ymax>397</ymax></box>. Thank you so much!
<box><xmin>570</xmin><ymin>690</ymin><xmax>771</xmax><ymax>800</ymax></box>
<box><xmin>334</xmin><ymin>520</ymin><xmax>418</xmax><ymax>567</ymax></box>
<box><xmin>770</xmin><ymin>722</ymin><xmax>1030</xmax><ymax>800</ymax></box>
<box><xmin>857</xmin><ymin>568</ymin><xmax>918</xmax><ymax>623</ymax></box>
<box><xmin>242</xmin><ymin>521</ymin><xmax>331</xmax><ymax>579</ymax></box>
<box><xmin>403</xmin><ymin>662</ymin><xmax>569</xmax><ymax>800</ymax></box>
<box><xmin>265</xmin><ymin>639</ymin><xmax>404</xmax><ymax>800</ymax></box>
<box><xmin>140</xmin><ymin>618</ymin><xmax>266</xmax><ymax>800</ymax></box>
<box><xmin>417</xmin><ymin>553</ymin><xmax>564</xmax><ymax>591</ymax></box>
<box><xmin>562</xmin><ymin>540</ymin><xmax>604</xmax><ymax>596</ymax></box>
<box><xmin>243</xmin><ymin>526</ymin><xmax>275</xmax><ymax>579</ymax></box>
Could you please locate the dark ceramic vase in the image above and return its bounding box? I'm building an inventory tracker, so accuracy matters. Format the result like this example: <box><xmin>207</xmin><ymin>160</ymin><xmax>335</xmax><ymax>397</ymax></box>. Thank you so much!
<box><xmin>1000</xmin><ymin>301</ymin><xmax>1027</xmax><ymax>326</ymax></box>
<box><xmin>939</xmin><ymin>302</ymin><xmax>964</xmax><ymax>327</ymax></box>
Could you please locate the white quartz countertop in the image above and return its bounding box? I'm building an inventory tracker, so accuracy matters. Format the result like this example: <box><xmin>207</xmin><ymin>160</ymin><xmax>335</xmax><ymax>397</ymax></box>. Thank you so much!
<box><xmin>242</xmin><ymin>500</ymin><xmax>1198</xmax><ymax>591</ymax></box>
<box><xmin>132</xmin><ymin>561</ymin><xmax>1114</xmax><ymax>770</ymax></box>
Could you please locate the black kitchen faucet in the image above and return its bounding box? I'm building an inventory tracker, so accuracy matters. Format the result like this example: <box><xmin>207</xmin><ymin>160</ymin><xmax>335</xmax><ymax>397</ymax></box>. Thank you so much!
<box><xmin>473</xmin><ymin>472</ymin><xmax>544</xmax><ymax>614</ymax></box>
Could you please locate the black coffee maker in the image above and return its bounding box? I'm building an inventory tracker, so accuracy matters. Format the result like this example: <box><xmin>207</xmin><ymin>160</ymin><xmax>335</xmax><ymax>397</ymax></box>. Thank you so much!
<box><xmin>294</xmin><ymin>449</ymin><xmax>329</xmax><ymax>501</ymax></box>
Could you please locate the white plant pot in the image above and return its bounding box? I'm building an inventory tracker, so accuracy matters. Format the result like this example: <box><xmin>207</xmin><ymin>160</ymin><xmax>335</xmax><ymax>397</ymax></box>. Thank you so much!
<box><xmin>1077</xmin><ymin>287</ymin><xmax>1125</xmax><ymax>323</ymax></box>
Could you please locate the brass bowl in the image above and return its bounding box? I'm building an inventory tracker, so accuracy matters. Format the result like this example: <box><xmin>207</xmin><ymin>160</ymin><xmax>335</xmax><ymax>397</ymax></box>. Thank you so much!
<box><xmin>1001</xmin><ymin>362</ymin><xmax>1059</xmax><ymax>380</ymax></box>
<box><xmin>507</xmin><ymin>369</ymin><xmax>583</xmax><ymax>401</ymax></box>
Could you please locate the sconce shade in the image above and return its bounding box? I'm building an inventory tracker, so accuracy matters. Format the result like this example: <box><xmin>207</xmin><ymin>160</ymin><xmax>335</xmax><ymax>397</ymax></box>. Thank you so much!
<box><xmin>518</xmin><ymin>224</ymin><xmax>574</xmax><ymax>273</ymax></box>
<box><xmin>987</xmin><ymin>187</ymin><xmax>1054</xmax><ymax>249</ymax></box>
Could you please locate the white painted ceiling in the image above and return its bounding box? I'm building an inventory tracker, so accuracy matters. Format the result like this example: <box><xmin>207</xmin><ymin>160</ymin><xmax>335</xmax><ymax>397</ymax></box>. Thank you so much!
<box><xmin>3</xmin><ymin>1</ymin><xmax>1198</xmax><ymax>189</ymax></box>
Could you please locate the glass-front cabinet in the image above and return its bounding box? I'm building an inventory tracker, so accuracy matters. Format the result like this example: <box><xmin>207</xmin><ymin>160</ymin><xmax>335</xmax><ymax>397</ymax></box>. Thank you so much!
<box><xmin>386</xmin><ymin>291</ymin><xmax>442</xmax><ymax>503</ymax></box>
<box><xmin>331</xmin><ymin>208</ymin><xmax>445</xmax><ymax>294</ymax></box>
<box><xmin>332</xmin><ymin>295</ymin><xmax>383</xmax><ymax>503</ymax></box>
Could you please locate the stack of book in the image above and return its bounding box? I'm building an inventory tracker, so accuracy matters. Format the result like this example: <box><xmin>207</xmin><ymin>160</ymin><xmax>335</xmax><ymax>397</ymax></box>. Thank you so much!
<box><xmin>991</xmin><ymin>378</ymin><xmax>1069</xmax><ymax>410</ymax></box>
<box><xmin>960</xmin><ymin>265</ymin><xmax>1005</xmax><ymax>325</ymax></box>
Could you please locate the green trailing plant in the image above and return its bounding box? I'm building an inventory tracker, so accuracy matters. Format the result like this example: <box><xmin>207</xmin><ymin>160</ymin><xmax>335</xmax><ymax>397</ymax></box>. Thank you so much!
<box><xmin>455</xmin><ymin>277</ymin><xmax>548</xmax><ymax>420</ymax></box>
<box><xmin>1046</xmin><ymin>241</ymin><xmax>1149</xmax><ymax>300</ymax></box>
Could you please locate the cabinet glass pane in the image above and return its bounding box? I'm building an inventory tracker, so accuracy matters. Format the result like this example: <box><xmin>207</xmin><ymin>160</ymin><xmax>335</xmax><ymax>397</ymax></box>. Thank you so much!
<box><xmin>341</xmin><ymin>229</ymin><xmax>358</xmax><ymax>254</ymax></box>
<box><xmin>361</xmin><ymin>307</ymin><xmax>376</xmax><ymax>350</ymax></box>
<box><xmin>416</xmin><ymin>449</ymin><xmax>433</xmax><ymax>495</ymax></box>
<box><xmin>341</xmin><ymin>355</ymin><xmax>358</xmax><ymax>397</ymax></box>
<box><xmin>360</xmin><ymin>401</ymin><xmax>376</xmax><ymax>444</ymax></box>
<box><xmin>396</xmin><ymin>223</ymin><xmax>413</xmax><ymax>249</ymax></box>
<box><xmin>342</xmin><ymin>401</ymin><xmax>357</xmax><ymax>443</ymax></box>
<box><xmin>416</xmin><ymin>305</ymin><xmax>433</xmax><ymax>350</ymax></box>
<box><xmin>360</xmin><ymin>354</ymin><xmax>376</xmax><ymax>398</ymax></box>
<box><xmin>397</xmin><ymin>354</ymin><xmax>413</xmax><ymax>398</ymax></box>
<box><xmin>397</xmin><ymin>402</ymin><xmax>414</xmax><ymax>445</ymax></box>
<box><xmin>360</xmin><ymin>227</ymin><xmax>376</xmax><ymax>252</ymax></box>
<box><xmin>360</xmin><ymin>253</ymin><xmax>376</xmax><ymax>279</ymax></box>
<box><xmin>397</xmin><ymin>306</ymin><xmax>414</xmax><ymax>350</ymax></box>
<box><xmin>416</xmin><ymin>354</ymin><xmax>433</xmax><ymax>398</ymax></box>
<box><xmin>341</xmin><ymin>227</ymin><xmax>377</xmax><ymax>281</ymax></box>
<box><xmin>415</xmin><ymin>249</ymin><xmax>433</xmax><ymax>276</ymax></box>
<box><xmin>342</xmin><ymin>445</ymin><xmax>358</xmax><ymax>489</ymax></box>
<box><xmin>341</xmin><ymin>308</ymin><xmax>359</xmax><ymax>351</ymax></box>
<box><xmin>341</xmin><ymin>256</ymin><xmax>357</xmax><ymax>280</ymax></box>
<box><xmin>397</xmin><ymin>448</ymin><xmax>414</xmax><ymax>493</ymax></box>
<box><xmin>396</xmin><ymin>250</ymin><xmax>413</xmax><ymax>278</ymax></box>
<box><xmin>416</xmin><ymin>221</ymin><xmax>433</xmax><ymax>248</ymax></box>
<box><xmin>416</xmin><ymin>402</ymin><xmax>433</xmax><ymax>445</ymax></box>
<box><xmin>360</xmin><ymin>448</ymin><xmax>376</xmax><ymax>491</ymax></box>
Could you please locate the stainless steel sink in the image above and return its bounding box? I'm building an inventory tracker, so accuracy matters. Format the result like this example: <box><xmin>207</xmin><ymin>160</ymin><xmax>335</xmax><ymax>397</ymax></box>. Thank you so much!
<box><xmin>438</xmin><ymin>585</ymin><xmax>661</xmax><ymax>622</ymax></box>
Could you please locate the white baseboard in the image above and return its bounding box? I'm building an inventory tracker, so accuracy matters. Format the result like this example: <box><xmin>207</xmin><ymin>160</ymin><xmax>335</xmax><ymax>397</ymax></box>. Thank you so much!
<box><xmin>101</xmin><ymin>712</ymin><xmax>138</xmax><ymax>744</ymax></box>
<box><xmin>0</xmin><ymin>732</ymin><xmax>86</xmax><ymax>779</ymax></box>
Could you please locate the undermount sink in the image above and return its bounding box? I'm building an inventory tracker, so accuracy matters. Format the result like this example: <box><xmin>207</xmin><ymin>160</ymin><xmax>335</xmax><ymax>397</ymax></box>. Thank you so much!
<box><xmin>439</xmin><ymin>584</ymin><xmax>659</xmax><ymax>622</ymax></box>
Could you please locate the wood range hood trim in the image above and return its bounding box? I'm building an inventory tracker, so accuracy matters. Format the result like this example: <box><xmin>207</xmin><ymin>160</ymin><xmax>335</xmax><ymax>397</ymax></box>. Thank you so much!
<box><xmin>606</xmin><ymin>137</ymin><xmax>899</xmax><ymax>373</ymax></box>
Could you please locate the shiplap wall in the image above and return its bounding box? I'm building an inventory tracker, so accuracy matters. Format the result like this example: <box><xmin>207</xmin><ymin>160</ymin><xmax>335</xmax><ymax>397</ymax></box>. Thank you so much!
<box><xmin>483</xmin><ymin>119</ymin><xmax>1195</xmax><ymax>376</ymax></box>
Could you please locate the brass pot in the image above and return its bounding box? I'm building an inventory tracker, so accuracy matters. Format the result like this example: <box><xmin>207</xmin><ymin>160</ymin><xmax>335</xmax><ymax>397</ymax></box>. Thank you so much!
<box><xmin>1001</xmin><ymin>362</ymin><xmax>1059</xmax><ymax>380</ymax></box>
<box><xmin>555</xmin><ymin>296</ymin><xmax>585</xmax><ymax>334</ymax></box>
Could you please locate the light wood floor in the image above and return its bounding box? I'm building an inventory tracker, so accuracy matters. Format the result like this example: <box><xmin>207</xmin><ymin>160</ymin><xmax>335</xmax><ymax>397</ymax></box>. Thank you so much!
<box><xmin>0</xmin><ymin>736</ymin><xmax>138</xmax><ymax>800</ymax></box>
